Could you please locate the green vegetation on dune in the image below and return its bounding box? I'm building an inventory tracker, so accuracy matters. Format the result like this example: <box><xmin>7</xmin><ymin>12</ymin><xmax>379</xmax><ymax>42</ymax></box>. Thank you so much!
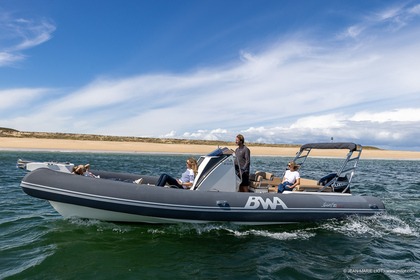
<box><xmin>0</xmin><ymin>127</ymin><xmax>380</xmax><ymax>150</ymax></box>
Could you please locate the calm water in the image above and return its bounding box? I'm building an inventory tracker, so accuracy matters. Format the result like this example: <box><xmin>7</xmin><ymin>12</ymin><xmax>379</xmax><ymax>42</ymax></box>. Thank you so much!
<box><xmin>0</xmin><ymin>151</ymin><xmax>419</xmax><ymax>280</ymax></box>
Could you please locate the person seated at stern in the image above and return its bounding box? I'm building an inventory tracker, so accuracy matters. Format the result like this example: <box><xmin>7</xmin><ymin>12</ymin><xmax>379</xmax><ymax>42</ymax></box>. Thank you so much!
<box><xmin>277</xmin><ymin>161</ymin><xmax>300</xmax><ymax>193</ymax></box>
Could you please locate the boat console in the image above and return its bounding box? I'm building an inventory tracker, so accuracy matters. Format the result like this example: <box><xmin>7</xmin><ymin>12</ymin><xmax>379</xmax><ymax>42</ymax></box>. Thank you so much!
<box><xmin>191</xmin><ymin>147</ymin><xmax>241</xmax><ymax>192</ymax></box>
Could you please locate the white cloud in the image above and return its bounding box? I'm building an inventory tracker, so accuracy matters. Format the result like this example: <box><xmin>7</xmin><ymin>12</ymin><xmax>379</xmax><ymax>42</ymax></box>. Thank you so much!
<box><xmin>350</xmin><ymin>108</ymin><xmax>420</xmax><ymax>123</ymax></box>
<box><xmin>0</xmin><ymin>88</ymin><xmax>51</xmax><ymax>109</ymax></box>
<box><xmin>0</xmin><ymin>12</ymin><xmax>55</xmax><ymax>66</ymax></box>
<box><xmin>291</xmin><ymin>114</ymin><xmax>346</xmax><ymax>129</ymax></box>
<box><xmin>344</xmin><ymin>25</ymin><xmax>365</xmax><ymax>39</ymax></box>
<box><xmin>164</xmin><ymin>130</ymin><xmax>177</xmax><ymax>138</ymax></box>
<box><xmin>340</xmin><ymin>3</ymin><xmax>420</xmax><ymax>39</ymax></box>
<box><xmin>409</xmin><ymin>4</ymin><xmax>420</xmax><ymax>15</ymax></box>
<box><xmin>0</xmin><ymin>51</ymin><xmax>25</xmax><ymax>66</ymax></box>
<box><xmin>182</xmin><ymin>128</ymin><xmax>229</xmax><ymax>141</ymax></box>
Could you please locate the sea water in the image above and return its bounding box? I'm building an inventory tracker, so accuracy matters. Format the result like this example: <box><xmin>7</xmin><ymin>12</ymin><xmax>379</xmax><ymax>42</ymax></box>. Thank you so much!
<box><xmin>0</xmin><ymin>151</ymin><xmax>419</xmax><ymax>279</ymax></box>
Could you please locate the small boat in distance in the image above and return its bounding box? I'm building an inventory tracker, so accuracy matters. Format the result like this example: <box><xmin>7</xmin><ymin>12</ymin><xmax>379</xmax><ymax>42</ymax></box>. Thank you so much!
<box><xmin>19</xmin><ymin>142</ymin><xmax>385</xmax><ymax>225</ymax></box>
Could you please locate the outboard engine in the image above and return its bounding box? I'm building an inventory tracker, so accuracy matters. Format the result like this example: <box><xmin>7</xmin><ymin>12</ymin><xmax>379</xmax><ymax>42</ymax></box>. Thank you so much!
<box><xmin>332</xmin><ymin>176</ymin><xmax>350</xmax><ymax>193</ymax></box>
<box><xmin>319</xmin><ymin>173</ymin><xmax>350</xmax><ymax>193</ymax></box>
<box><xmin>318</xmin><ymin>173</ymin><xmax>337</xmax><ymax>186</ymax></box>
<box><xmin>192</xmin><ymin>147</ymin><xmax>241</xmax><ymax>192</ymax></box>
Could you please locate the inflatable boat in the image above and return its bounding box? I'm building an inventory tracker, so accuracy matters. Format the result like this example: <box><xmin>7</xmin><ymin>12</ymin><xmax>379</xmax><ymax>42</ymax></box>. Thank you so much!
<box><xmin>19</xmin><ymin>143</ymin><xmax>385</xmax><ymax>225</ymax></box>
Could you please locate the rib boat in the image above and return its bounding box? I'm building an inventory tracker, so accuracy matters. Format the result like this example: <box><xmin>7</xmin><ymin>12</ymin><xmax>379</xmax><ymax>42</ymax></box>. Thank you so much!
<box><xmin>19</xmin><ymin>142</ymin><xmax>385</xmax><ymax>225</ymax></box>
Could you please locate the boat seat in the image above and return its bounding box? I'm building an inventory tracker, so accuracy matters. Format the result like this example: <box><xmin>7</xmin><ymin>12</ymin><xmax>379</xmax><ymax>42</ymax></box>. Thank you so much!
<box><xmin>294</xmin><ymin>178</ymin><xmax>332</xmax><ymax>192</ymax></box>
<box><xmin>249</xmin><ymin>171</ymin><xmax>279</xmax><ymax>193</ymax></box>
<box><xmin>266</xmin><ymin>177</ymin><xmax>334</xmax><ymax>193</ymax></box>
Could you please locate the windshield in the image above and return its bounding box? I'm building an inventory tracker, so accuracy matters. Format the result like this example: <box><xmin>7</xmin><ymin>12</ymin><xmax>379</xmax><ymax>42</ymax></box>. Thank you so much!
<box><xmin>206</xmin><ymin>147</ymin><xmax>233</xmax><ymax>157</ymax></box>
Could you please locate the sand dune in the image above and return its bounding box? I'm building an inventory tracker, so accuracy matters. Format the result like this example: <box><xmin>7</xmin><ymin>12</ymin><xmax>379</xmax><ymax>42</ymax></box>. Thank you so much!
<box><xmin>1</xmin><ymin>137</ymin><xmax>420</xmax><ymax>160</ymax></box>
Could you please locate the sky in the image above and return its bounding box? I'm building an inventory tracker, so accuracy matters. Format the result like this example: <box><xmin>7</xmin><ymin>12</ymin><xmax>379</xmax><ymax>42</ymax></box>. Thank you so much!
<box><xmin>1</xmin><ymin>0</ymin><xmax>420</xmax><ymax>151</ymax></box>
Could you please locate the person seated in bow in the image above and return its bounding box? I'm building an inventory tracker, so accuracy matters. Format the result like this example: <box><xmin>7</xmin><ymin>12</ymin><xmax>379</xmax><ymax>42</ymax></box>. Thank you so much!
<box><xmin>277</xmin><ymin>161</ymin><xmax>300</xmax><ymax>193</ymax></box>
<box><xmin>72</xmin><ymin>164</ymin><xmax>98</xmax><ymax>178</ymax></box>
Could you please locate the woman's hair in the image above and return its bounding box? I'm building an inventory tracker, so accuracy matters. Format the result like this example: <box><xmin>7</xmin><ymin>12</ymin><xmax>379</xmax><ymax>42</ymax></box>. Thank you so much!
<box><xmin>288</xmin><ymin>161</ymin><xmax>300</xmax><ymax>171</ymax></box>
<box><xmin>72</xmin><ymin>164</ymin><xmax>90</xmax><ymax>175</ymax></box>
<box><xmin>187</xmin><ymin>157</ymin><xmax>198</xmax><ymax>175</ymax></box>
<box><xmin>73</xmin><ymin>164</ymin><xmax>86</xmax><ymax>175</ymax></box>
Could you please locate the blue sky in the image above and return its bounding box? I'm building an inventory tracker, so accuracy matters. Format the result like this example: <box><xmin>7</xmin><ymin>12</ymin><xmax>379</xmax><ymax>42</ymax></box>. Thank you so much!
<box><xmin>1</xmin><ymin>0</ymin><xmax>420</xmax><ymax>151</ymax></box>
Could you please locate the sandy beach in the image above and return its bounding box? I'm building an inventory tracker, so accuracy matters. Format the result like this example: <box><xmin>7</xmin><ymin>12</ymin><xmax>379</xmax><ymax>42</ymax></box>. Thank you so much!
<box><xmin>1</xmin><ymin>137</ymin><xmax>420</xmax><ymax>160</ymax></box>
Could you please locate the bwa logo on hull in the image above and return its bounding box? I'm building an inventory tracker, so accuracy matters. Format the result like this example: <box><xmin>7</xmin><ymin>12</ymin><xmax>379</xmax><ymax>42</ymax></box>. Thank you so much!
<box><xmin>245</xmin><ymin>196</ymin><xmax>288</xmax><ymax>210</ymax></box>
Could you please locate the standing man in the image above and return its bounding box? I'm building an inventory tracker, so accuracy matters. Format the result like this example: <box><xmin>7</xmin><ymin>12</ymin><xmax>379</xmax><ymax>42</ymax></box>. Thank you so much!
<box><xmin>235</xmin><ymin>134</ymin><xmax>251</xmax><ymax>192</ymax></box>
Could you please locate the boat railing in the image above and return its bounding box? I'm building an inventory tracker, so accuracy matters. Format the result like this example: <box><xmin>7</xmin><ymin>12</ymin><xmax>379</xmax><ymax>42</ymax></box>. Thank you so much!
<box><xmin>290</xmin><ymin>142</ymin><xmax>362</xmax><ymax>193</ymax></box>
<box><xmin>319</xmin><ymin>145</ymin><xmax>362</xmax><ymax>193</ymax></box>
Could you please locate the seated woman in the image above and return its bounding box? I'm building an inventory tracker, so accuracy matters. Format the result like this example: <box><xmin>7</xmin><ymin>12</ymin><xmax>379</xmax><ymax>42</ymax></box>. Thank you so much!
<box><xmin>72</xmin><ymin>164</ymin><xmax>99</xmax><ymax>178</ymax></box>
<box><xmin>156</xmin><ymin>157</ymin><xmax>198</xmax><ymax>189</ymax></box>
<box><xmin>277</xmin><ymin>161</ymin><xmax>300</xmax><ymax>193</ymax></box>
